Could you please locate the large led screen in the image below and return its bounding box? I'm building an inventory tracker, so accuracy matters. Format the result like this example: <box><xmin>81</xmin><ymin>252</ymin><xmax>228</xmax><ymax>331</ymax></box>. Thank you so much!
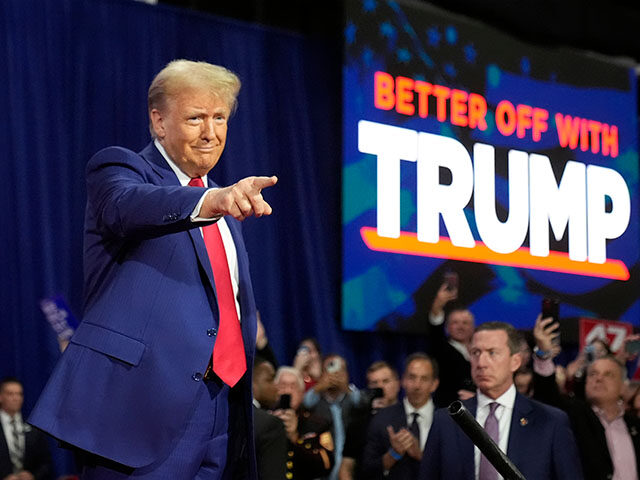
<box><xmin>342</xmin><ymin>0</ymin><xmax>639</xmax><ymax>332</ymax></box>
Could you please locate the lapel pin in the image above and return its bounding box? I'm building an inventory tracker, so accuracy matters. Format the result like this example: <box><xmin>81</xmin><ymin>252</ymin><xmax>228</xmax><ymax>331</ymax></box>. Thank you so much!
<box><xmin>520</xmin><ymin>417</ymin><xmax>528</xmax><ymax>426</ymax></box>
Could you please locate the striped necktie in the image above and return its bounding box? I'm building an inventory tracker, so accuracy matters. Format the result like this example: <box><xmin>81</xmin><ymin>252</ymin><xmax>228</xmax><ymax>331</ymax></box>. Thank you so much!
<box><xmin>9</xmin><ymin>416</ymin><xmax>24</xmax><ymax>473</ymax></box>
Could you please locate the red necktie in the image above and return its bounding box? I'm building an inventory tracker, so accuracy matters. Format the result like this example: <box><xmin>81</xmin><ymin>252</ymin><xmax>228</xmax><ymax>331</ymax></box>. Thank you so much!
<box><xmin>189</xmin><ymin>177</ymin><xmax>246</xmax><ymax>386</ymax></box>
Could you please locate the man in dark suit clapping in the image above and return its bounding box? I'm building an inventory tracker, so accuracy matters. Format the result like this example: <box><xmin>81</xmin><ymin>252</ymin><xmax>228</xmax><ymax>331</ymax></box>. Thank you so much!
<box><xmin>362</xmin><ymin>353</ymin><xmax>439</xmax><ymax>479</ymax></box>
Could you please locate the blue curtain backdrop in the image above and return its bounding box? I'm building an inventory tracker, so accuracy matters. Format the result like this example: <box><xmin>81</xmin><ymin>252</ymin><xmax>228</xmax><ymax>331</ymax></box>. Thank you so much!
<box><xmin>0</xmin><ymin>0</ymin><xmax>426</xmax><ymax>472</ymax></box>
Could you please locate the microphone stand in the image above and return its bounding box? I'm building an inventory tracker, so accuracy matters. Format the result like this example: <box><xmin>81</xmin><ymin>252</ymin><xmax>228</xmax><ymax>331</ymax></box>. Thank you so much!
<box><xmin>448</xmin><ymin>401</ymin><xmax>526</xmax><ymax>480</ymax></box>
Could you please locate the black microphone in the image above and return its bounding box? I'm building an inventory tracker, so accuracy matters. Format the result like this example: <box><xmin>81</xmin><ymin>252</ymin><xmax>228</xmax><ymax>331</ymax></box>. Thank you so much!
<box><xmin>448</xmin><ymin>401</ymin><xmax>526</xmax><ymax>480</ymax></box>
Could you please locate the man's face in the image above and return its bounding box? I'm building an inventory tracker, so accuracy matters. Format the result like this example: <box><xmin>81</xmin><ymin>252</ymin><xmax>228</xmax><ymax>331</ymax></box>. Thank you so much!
<box><xmin>470</xmin><ymin>330</ymin><xmax>521</xmax><ymax>399</ymax></box>
<box><xmin>367</xmin><ymin>366</ymin><xmax>400</xmax><ymax>408</ymax></box>
<box><xmin>275</xmin><ymin>371</ymin><xmax>304</xmax><ymax>410</ymax></box>
<box><xmin>151</xmin><ymin>87</ymin><xmax>229</xmax><ymax>178</ymax></box>
<box><xmin>446</xmin><ymin>310</ymin><xmax>475</xmax><ymax>344</ymax></box>
<box><xmin>0</xmin><ymin>382</ymin><xmax>23</xmax><ymax>416</ymax></box>
<box><xmin>401</xmin><ymin>359</ymin><xmax>439</xmax><ymax>409</ymax></box>
<box><xmin>253</xmin><ymin>362</ymin><xmax>279</xmax><ymax>409</ymax></box>
<box><xmin>586</xmin><ymin>358</ymin><xmax>625</xmax><ymax>407</ymax></box>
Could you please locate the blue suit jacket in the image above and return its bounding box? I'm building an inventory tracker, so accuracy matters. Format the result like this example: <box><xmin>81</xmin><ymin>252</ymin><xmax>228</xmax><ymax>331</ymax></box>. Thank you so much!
<box><xmin>419</xmin><ymin>392</ymin><xmax>584</xmax><ymax>479</ymax></box>
<box><xmin>362</xmin><ymin>402</ymin><xmax>421</xmax><ymax>480</ymax></box>
<box><xmin>29</xmin><ymin>143</ymin><xmax>258</xmax><ymax>477</ymax></box>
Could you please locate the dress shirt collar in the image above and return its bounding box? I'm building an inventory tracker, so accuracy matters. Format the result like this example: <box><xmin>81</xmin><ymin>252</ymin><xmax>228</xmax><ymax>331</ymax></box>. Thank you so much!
<box><xmin>449</xmin><ymin>338</ymin><xmax>470</xmax><ymax>361</ymax></box>
<box><xmin>477</xmin><ymin>383</ymin><xmax>517</xmax><ymax>411</ymax></box>
<box><xmin>0</xmin><ymin>410</ymin><xmax>23</xmax><ymax>426</ymax></box>
<box><xmin>403</xmin><ymin>397</ymin><xmax>435</xmax><ymax>450</ymax></box>
<box><xmin>403</xmin><ymin>396</ymin><xmax>434</xmax><ymax>418</ymax></box>
<box><xmin>154</xmin><ymin>139</ymin><xmax>208</xmax><ymax>187</ymax></box>
<box><xmin>0</xmin><ymin>410</ymin><xmax>28</xmax><ymax>434</ymax></box>
<box><xmin>592</xmin><ymin>400</ymin><xmax>625</xmax><ymax>424</ymax></box>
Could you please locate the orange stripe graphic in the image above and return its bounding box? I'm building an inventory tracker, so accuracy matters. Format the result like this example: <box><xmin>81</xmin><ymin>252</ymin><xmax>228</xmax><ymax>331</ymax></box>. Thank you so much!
<box><xmin>360</xmin><ymin>227</ymin><xmax>629</xmax><ymax>280</ymax></box>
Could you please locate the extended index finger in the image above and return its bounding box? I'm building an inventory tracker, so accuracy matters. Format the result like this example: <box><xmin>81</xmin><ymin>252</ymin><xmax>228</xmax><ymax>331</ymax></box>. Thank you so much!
<box><xmin>252</xmin><ymin>175</ymin><xmax>278</xmax><ymax>192</ymax></box>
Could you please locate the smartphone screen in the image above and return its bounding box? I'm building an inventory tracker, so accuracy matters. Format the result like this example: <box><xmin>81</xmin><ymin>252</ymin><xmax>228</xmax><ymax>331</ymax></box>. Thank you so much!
<box><xmin>542</xmin><ymin>298</ymin><xmax>560</xmax><ymax>344</ymax></box>
<box><xmin>277</xmin><ymin>394</ymin><xmax>291</xmax><ymax>410</ymax></box>
<box><xmin>541</xmin><ymin>298</ymin><xmax>559</xmax><ymax>324</ymax></box>
<box><xmin>444</xmin><ymin>271</ymin><xmax>459</xmax><ymax>291</ymax></box>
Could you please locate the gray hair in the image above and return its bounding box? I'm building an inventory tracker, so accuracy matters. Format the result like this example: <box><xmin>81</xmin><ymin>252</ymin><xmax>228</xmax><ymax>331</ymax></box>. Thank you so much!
<box><xmin>588</xmin><ymin>355</ymin><xmax>628</xmax><ymax>380</ymax></box>
<box><xmin>275</xmin><ymin>366</ymin><xmax>305</xmax><ymax>391</ymax></box>
<box><xmin>474</xmin><ymin>321</ymin><xmax>521</xmax><ymax>354</ymax></box>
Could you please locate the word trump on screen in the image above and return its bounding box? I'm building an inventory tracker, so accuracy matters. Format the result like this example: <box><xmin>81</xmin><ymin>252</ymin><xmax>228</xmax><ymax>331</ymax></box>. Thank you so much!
<box><xmin>358</xmin><ymin>120</ymin><xmax>631</xmax><ymax>280</ymax></box>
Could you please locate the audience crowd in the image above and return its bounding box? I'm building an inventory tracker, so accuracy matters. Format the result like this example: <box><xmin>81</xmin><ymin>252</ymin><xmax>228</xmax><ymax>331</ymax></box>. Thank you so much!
<box><xmin>247</xmin><ymin>278</ymin><xmax>640</xmax><ymax>480</ymax></box>
<box><xmin>4</xmin><ymin>276</ymin><xmax>640</xmax><ymax>480</ymax></box>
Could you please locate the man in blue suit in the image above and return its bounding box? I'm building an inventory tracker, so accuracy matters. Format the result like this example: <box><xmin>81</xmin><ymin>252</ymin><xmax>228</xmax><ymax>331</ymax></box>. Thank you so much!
<box><xmin>29</xmin><ymin>59</ymin><xmax>277</xmax><ymax>479</ymax></box>
<box><xmin>420</xmin><ymin>321</ymin><xmax>583</xmax><ymax>479</ymax></box>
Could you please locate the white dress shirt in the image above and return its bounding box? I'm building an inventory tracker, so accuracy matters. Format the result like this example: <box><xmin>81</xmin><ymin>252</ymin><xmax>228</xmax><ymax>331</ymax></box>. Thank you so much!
<box><xmin>403</xmin><ymin>396</ymin><xmax>435</xmax><ymax>450</ymax></box>
<box><xmin>155</xmin><ymin>140</ymin><xmax>241</xmax><ymax>320</ymax></box>
<box><xmin>474</xmin><ymin>384</ymin><xmax>517</xmax><ymax>480</ymax></box>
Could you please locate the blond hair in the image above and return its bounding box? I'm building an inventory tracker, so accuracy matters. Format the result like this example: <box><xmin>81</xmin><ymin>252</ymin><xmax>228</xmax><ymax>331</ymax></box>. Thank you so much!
<box><xmin>147</xmin><ymin>59</ymin><xmax>241</xmax><ymax>137</ymax></box>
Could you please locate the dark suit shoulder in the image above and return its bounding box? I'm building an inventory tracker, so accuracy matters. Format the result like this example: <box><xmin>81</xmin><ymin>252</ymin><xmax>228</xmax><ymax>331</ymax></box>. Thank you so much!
<box><xmin>87</xmin><ymin>142</ymin><xmax>169</xmax><ymax>179</ymax></box>
<box><xmin>625</xmin><ymin>412</ymin><xmax>640</xmax><ymax>429</ymax></box>
<box><xmin>87</xmin><ymin>145</ymin><xmax>141</xmax><ymax>170</ymax></box>
<box><xmin>519</xmin><ymin>394</ymin><xmax>571</xmax><ymax>422</ymax></box>
<box><xmin>254</xmin><ymin>407</ymin><xmax>285</xmax><ymax>435</ymax></box>
<box><xmin>368</xmin><ymin>403</ymin><xmax>405</xmax><ymax>430</ymax></box>
<box><xmin>429</xmin><ymin>404</ymin><xmax>461</xmax><ymax>431</ymax></box>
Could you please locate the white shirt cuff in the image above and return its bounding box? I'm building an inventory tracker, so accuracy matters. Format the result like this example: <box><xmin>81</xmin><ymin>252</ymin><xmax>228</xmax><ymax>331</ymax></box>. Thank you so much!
<box><xmin>429</xmin><ymin>311</ymin><xmax>445</xmax><ymax>326</ymax></box>
<box><xmin>190</xmin><ymin>189</ymin><xmax>222</xmax><ymax>222</ymax></box>
<box><xmin>533</xmin><ymin>356</ymin><xmax>556</xmax><ymax>377</ymax></box>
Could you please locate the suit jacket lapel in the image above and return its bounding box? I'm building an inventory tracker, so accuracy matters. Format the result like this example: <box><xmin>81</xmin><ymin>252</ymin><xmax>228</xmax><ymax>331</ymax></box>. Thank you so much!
<box><xmin>186</xmin><ymin>228</ymin><xmax>217</xmax><ymax>295</ymax></box>
<box><xmin>0</xmin><ymin>422</ymin><xmax>11</xmax><ymax>472</ymax></box>
<box><xmin>459</xmin><ymin>397</ymin><xmax>478</xmax><ymax>478</ymax></box>
<box><xmin>506</xmin><ymin>393</ymin><xmax>533</xmax><ymax>466</ymax></box>
<box><xmin>139</xmin><ymin>142</ymin><xmax>218</xmax><ymax>293</ymax></box>
<box><xmin>397</xmin><ymin>402</ymin><xmax>408</xmax><ymax>429</ymax></box>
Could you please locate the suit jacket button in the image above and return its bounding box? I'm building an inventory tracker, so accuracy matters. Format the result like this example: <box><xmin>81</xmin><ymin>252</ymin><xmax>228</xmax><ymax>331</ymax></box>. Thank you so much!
<box><xmin>192</xmin><ymin>372</ymin><xmax>203</xmax><ymax>382</ymax></box>
<box><xmin>207</xmin><ymin>328</ymin><xmax>217</xmax><ymax>337</ymax></box>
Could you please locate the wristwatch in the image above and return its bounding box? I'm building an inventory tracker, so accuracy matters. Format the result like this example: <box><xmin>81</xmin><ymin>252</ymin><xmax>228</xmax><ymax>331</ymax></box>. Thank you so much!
<box><xmin>533</xmin><ymin>345</ymin><xmax>551</xmax><ymax>360</ymax></box>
